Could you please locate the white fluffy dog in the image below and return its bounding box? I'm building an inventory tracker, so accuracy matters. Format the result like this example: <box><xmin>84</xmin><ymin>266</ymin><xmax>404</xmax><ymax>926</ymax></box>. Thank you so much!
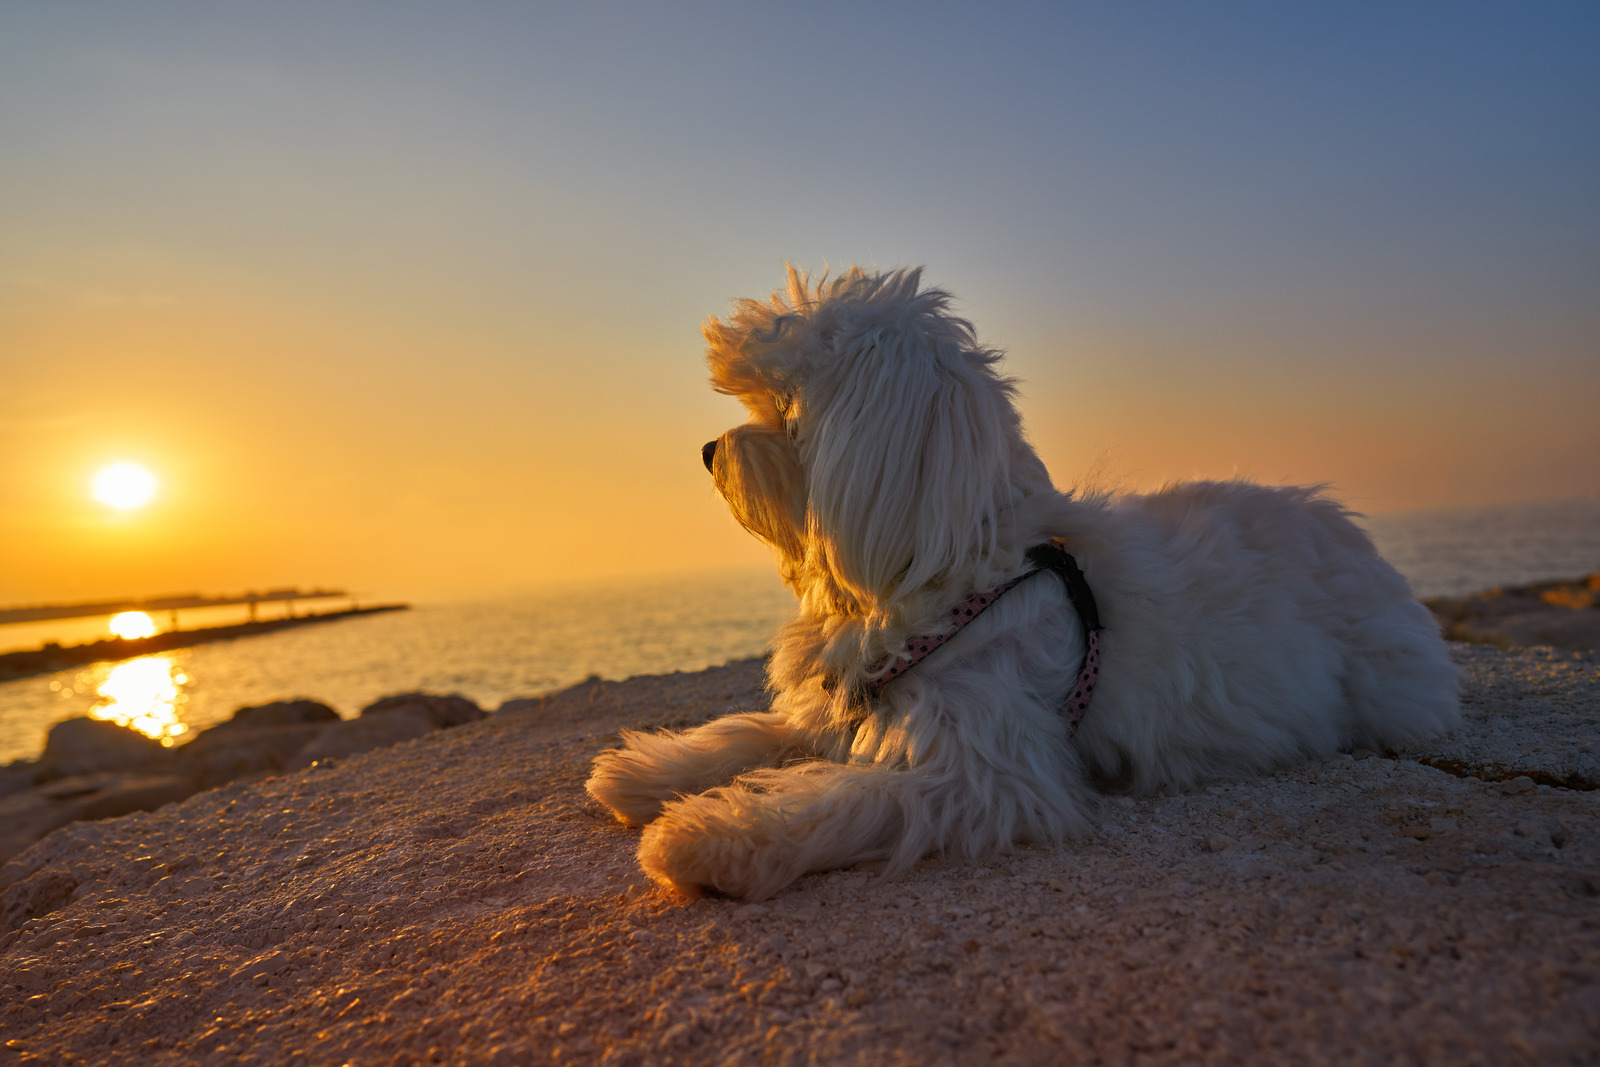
<box><xmin>587</xmin><ymin>266</ymin><xmax>1459</xmax><ymax>900</ymax></box>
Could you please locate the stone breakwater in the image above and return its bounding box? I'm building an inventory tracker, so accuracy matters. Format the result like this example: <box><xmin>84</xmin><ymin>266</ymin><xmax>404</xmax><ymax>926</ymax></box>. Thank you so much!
<box><xmin>0</xmin><ymin>644</ymin><xmax>1596</xmax><ymax>1065</ymax></box>
<box><xmin>0</xmin><ymin>603</ymin><xmax>410</xmax><ymax>683</ymax></box>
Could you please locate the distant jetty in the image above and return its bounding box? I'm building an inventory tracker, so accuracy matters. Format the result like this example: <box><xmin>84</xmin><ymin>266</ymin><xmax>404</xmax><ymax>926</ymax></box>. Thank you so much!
<box><xmin>0</xmin><ymin>587</ymin><xmax>352</xmax><ymax>625</ymax></box>
<box><xmin>0</xmin><ymin>603</ymin><xmax>410</xmax><ymax>682</ymax></box>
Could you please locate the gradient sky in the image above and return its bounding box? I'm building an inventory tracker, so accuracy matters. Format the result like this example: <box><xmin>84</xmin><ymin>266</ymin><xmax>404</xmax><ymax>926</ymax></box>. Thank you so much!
<box><xmin>2</xmin><ymin>2</ymin><xmax>1596</xmax><ymax>604</ymax></box>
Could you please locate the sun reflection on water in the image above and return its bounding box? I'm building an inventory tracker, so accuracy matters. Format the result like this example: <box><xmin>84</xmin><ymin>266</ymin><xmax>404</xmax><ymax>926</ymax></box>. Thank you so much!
<box><xmin>109</xmin><ymin>610</ymin><xmax>157</xmax><ymax>639</ymax></box>
<box><xmin>90</xmin><ymin>655</ymin><xmax>191</xmax><ymax>745</ymax></box>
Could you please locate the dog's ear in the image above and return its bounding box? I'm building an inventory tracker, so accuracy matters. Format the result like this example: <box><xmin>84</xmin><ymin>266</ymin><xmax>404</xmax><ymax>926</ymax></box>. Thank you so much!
<box><xmin>803</xmin><ymin>292</ymin><xmax>1022</xmax><ymax>605</ymax></box>
<box><xmin>703</xmin><ymin>265</ymin><xmax>820</xmax><ymax>425</ymax></box>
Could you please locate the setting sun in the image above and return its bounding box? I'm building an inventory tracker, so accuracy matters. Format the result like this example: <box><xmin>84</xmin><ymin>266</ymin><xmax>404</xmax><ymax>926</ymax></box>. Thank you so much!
<box><xmin>91</xmin><ymin>462</ymin><xmax>159</xmax><ymax>511</ymax></box>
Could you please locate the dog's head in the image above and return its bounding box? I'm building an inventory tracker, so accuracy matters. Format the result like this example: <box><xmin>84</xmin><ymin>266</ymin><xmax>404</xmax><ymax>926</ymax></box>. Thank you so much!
<box><xmin>702</xmin><ymin>266</ymin><xmax>1051</xmax><ymax>617</ymax></box>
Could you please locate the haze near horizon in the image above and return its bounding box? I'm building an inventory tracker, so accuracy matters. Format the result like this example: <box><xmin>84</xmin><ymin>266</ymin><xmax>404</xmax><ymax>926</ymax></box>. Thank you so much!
<box><xmin>2</xmin><ymin>3</ymin><xmax>1595</xmax><ymax>605</ymax></box>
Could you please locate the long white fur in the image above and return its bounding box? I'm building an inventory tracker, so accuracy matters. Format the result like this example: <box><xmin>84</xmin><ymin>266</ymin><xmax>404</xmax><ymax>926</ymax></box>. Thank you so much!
<box><xmin>586</xmin><ymin>266</ymin><xmax>1460</xmax><ymax>900</ymax></box>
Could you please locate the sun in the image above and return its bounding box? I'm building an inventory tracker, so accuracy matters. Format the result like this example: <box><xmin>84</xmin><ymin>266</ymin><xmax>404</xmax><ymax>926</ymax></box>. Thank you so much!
<box><xmin>92</xmin><ymin>462</ymin><xmax>159</xmax><ymax>511</ymax></box>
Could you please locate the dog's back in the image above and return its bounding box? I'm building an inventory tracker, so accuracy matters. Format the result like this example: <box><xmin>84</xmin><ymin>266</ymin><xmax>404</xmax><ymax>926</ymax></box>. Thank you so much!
<box><xmin>1064</xmin><ymin>480</ymin><xmax>1460</xmax><ymax>794</ymax></box>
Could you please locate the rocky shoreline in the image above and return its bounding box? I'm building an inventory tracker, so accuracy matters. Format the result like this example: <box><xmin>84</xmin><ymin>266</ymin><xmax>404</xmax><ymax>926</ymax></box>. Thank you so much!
<box><xmin>0</xmin><ymin>633</ymin><xmax>1596</xmax><ymax>1064</ymax></box>
<box><xmin>0</xmin><ymin>691</ymin><xmax>488</xmax><ymax>866</ymax></box>
<box><xmin>1424</xmin><ymin>573</ymin><xmax>1600</xmax><ymax>653</ymax></box>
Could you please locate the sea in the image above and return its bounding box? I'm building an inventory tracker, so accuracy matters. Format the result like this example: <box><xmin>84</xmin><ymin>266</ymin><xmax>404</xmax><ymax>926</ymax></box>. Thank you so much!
<box><xmin>1</xmin><ymin>496</ymin><xmax>1596</xmax><ymax>765</ymax></box>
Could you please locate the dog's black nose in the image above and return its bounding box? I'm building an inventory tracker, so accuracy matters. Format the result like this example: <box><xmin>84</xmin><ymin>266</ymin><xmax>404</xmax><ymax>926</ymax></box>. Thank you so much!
<box><xmin>702</xmin><ymin>439</ymin><xmax>718</xmax><ymax>473</ymax></box>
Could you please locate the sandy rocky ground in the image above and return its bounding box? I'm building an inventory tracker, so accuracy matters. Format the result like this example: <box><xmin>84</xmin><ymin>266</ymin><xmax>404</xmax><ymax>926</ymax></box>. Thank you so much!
<box><xmin>1</xmin><ymin>633</ymin><xmax>1598</xmax><ymax>1063</ymax></box>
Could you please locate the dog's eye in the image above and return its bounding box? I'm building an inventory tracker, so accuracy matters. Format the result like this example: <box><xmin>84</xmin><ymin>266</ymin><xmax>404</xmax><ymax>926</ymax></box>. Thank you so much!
<box><xmin>774</xmin><ymin>393</ymin><xmax>801</xmax><ymax>432</ymax></box>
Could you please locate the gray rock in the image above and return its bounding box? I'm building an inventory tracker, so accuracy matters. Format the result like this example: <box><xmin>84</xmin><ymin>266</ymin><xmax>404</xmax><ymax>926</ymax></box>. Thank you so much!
<box><xmin>174</xmin><ymin>722</ymin><xmax>332</xmax><ymax>789</ymax></box>
<box><xmin>494</xmin><ymin>696</ymin><xmax>544</xmax><ymax>717</ymax></box>
<box><xmin>292</xmin><ymin>709</ymin><xmax>435</xmax><ymax>768</ymax></box>
<box><xmin>36</xmin><ymin>718</ymin><xmax>168</xmax><ymax>781</ymax></box>
<box><xmin>0</xmin><ymin>762</ymin><xmax>37</xmax><ymax>800</ymax></box>
<box><xmin>73</xmin><ymin>775</ymin><xmax>196</xmax><ymax>822</ymax></box>
<box><xmin>170</xmin><ymin>699</ymin><xmax>344</xmax><ymax>789</ymax></box>
<box><xmin>0</xmin><ymin>788</ymin><xmax>86</xmax><ymax>865</ymax></box>
<box><xmin>36</xmin><ymin>774</ymin><xmax>123</xmax><ymax>800</ymax></box>
<box><xmin>359</xmin><ymin>692</ymin><xmax>485</xmax><ymax>729</ymax></box>
<box><xmin>0</xmin><ymin>773</ymin><xmax>199</xmax><ymax>864</ymax></box>
<box><xmin>1426</xmin><ymin>574</ymin><xmax>1600</xmax><ymax>652</ymax></box>
<box><xmin>225</xmin><ymin>699</ymin><xmax>340</xmax><ymax>730</ymax></box>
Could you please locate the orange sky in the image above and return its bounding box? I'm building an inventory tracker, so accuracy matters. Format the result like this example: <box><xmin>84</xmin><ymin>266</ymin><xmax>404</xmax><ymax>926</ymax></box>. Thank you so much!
<box><xmin>3</xmin><ymin>263</ymin><xmax>1591</xmax><ymax>606</ymax></box>
<box><xmin>2</xmin><ymin>5</ymin><xmax>1596</xmax><ymax>606</ymax></box>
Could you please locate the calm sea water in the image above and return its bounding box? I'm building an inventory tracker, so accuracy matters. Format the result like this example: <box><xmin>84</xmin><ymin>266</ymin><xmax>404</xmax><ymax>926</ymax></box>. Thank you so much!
<box><xmin>0</xmin><ymin>569</ymin><xmax>795</xmax><ymax>765</ymax></box>
<box><xmin>1</xmin><ymin>496</ymin><xmax>1596</xmax><ymax>764</ymax></box>
<box><xmin>1363</xmin><ymin>496</ymin><xmax>1600</xmax><ymax>599</ymax></box>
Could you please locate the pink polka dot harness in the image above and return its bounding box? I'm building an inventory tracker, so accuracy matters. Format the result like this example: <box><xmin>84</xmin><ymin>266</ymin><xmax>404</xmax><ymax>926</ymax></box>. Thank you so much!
<box><xmin>857</xmin><ymin>540</ymin><xmax>1103</xmax><ymax>735</ymax></box>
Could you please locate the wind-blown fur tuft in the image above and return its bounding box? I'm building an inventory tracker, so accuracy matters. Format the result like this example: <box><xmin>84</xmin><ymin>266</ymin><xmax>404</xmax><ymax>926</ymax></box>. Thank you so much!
<box><xmin>589</xmin><ymin>265</ymin><xmax>1460</xmax><ymax>900</ymax></box>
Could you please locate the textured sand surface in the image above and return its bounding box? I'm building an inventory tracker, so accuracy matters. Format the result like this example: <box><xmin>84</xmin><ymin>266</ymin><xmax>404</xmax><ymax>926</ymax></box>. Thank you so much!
<box><xmin>2</xmin><ymin>646</ymin><xmax>1597</xmax><ymax>1065</ymax></box>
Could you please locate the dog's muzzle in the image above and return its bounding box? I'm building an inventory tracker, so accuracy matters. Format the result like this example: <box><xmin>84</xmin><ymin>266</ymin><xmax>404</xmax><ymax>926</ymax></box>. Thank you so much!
<box><xmin>702</xmin><ymin>438</ymin><xmax>718</xmax><ymax>473</ymax></box>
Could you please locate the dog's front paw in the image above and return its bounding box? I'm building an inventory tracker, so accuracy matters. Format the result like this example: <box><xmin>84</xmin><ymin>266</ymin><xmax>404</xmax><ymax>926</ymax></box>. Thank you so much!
<box><xmin>637</xmin><ymin>791</ymin><xmax>801</xmax><ymax>901</ymax></box>
<box><xmin>637</xmin><ymin>813</ymin><xmax>756</xmax><ymax>900</ymax></box>
<box><xmin>586</xmin><ymin>746</ymin><xmax>675</xmax><ymax>828</ymax></box>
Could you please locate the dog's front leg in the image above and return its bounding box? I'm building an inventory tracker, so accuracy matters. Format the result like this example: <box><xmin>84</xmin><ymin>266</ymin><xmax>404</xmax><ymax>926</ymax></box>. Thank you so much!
<box><xmin>586</xmin><ymin>711</ymin><xmax>802</xmax><ymax>827</ymax></box>
<box><xmin>635</xmin><ymin>761</ymin><xmax>920</xmax><ymax>900</ymax></box>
